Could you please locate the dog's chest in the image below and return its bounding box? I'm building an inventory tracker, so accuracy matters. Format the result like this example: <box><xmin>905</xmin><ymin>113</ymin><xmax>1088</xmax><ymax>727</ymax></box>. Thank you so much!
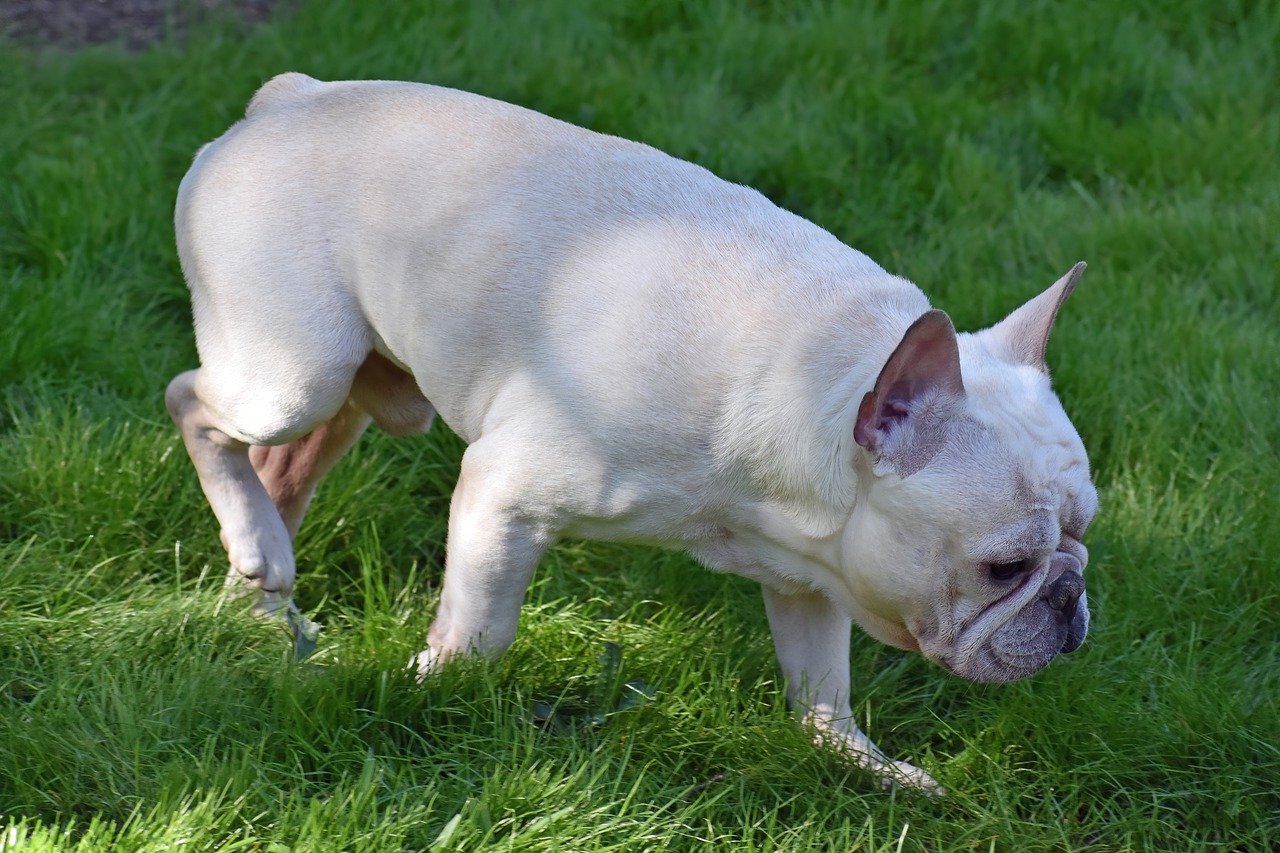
<box><xmin>684</xmin><ymin>510</ymin><xmax>845</xmax><ymax>599</ymax></box>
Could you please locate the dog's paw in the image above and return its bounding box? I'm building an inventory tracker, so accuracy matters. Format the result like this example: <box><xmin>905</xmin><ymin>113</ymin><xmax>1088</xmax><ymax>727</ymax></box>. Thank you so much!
<box><xmin>807</xmin><ymin>719</ymin><xmax>945</xmax><ymax>796</ymax></box>
<box><xmin>250</xmin><ymin>588</ymin><xmax>292</xmax><ymax>619</ymax></box>
<box><xmin>222</xmin><ymin>581</ymin><xmax>290</xmax><ymax>619</ymax></box>
<box><xmin>222</xmin><ymin>536</ymin><xmax>296</xmax><ymax>608</ymax></box>
<box><xmin>219</xmin><ymin>574</ymin><xmax>290</xmax><ymax>617</ymax></box>
<box><xmin>218</xmin><ymin>582</ymin><xmax>319</xmax><ymax>659</ymax></box>
<box><xmin>877</xmin><ymin>759</ymin><xmax>945</xmax><ymax>796</ymax></box>
<box><xmin>409</xmin><ymin>647</ymin><xmax>441</xmax><ymax>682</ymax></box>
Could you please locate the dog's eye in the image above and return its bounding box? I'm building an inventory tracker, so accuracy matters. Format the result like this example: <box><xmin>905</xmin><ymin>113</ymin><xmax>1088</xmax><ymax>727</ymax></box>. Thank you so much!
<box><xmin>988</xmin><ymin>560</ymin><xmax>1030</xmax><ymax>582</ymax></box>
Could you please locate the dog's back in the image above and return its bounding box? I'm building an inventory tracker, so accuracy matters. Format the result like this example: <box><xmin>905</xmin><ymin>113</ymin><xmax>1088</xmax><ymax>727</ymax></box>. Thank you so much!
<box><xmin>176</xmin><ymin>74</ymin><xmax>922</xmax><ymax>454</ymax></box>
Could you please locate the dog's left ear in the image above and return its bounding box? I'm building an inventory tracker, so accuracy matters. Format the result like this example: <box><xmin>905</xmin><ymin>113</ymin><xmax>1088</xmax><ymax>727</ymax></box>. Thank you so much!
<box><xmin>986</xmin><ymin>262</ymin><xmax>1087</xmax><ymax>371</ymax></box>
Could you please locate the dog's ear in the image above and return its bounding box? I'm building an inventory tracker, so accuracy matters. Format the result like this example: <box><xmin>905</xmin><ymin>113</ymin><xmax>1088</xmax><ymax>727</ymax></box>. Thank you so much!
<box><xmin>855</xmin><ymin>310</ymin><xmax>965</xmax><ymax>476</ymax></box>
<box><xmin>986</xmin><ymin>262</ymin><xmax>1086</xmax><ymax>371</ymax></box>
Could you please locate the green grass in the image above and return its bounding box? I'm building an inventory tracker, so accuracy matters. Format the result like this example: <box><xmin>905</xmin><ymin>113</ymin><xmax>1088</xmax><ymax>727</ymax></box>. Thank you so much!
<box><xmin>2</xmin><ymin>0</ymin><xmax>1278</xmax><ymax>849</ymax></box>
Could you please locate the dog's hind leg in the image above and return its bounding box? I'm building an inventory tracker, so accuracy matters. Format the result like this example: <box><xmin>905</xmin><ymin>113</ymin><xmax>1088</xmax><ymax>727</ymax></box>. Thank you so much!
<box><xmin>249</xmin><ymin>352</ymin><xmax>436</xmax><ymax>539</ymax></box>
<box><xmin>247</xmin><ymin>403</ymin><xmax>372</xmax><ymax>540</ymax></box>
<box><xmin>169</xmin><ymin>144</ymin><xmax>391</xmax><ymax>616</ymax></box>
<box><xmin>413</xmin><ymin>436</ymin><xmax>554</xmax><ymax>678</ymax></box>
<box><xmin>166</xmin><ymin>354</ymin><xmax>360</xmax><ymax>617</ymax></box>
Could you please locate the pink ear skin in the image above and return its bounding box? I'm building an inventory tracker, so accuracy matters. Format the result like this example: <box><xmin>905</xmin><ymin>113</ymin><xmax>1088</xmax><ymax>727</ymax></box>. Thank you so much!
<box><xmin>986</xmin><ymin>262</ymin><xmax>1087</xmax><ymax>371</ymax></box>
<box><xmin>855</xmin><ymin>309</ymin><xmax>966</xmax><ymax>476</ymax></box>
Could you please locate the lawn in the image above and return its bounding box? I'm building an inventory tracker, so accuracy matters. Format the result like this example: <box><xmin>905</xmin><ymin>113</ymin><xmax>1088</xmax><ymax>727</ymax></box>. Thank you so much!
<box><xmin>1</xmin><ymin>1</ymin><xmax>1278</xmax><ymax>849</ymax></box>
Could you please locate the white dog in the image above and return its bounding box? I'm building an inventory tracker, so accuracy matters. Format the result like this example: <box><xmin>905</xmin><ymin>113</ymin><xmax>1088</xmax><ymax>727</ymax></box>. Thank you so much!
<box><xmin>167</xmin><ymin>74</ymin><xmax>1098</xmax><ymax>793</ymax></box>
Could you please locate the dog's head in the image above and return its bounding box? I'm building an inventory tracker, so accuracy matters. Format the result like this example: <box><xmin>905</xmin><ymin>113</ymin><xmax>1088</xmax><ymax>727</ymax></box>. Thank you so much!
<box><xmin>842</xmin><ymin>263</ymin><xmax>1097</xmax><ymax>683</ymax></box>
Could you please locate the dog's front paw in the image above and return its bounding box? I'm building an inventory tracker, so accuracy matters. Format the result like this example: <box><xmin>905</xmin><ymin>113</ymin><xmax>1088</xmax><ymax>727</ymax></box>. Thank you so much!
<box><xmin>410</xmin><ymin>647</ymin><xmax>442</xmax><ymax>682</ymax></box>
<box><xmin>808</xmin><ymin>718</ymin><xmax>945</xmax><ymax>796</ymax></box>
<box><xmin>877</xmin><ymin>759</ymin><xmax>944</xmax><ymax>796</ymax></box>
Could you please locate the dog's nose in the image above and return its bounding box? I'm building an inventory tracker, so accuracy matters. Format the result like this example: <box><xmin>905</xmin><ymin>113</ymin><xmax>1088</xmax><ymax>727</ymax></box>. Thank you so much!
<box><xmin>1044</xmin><ymin>571</ymin><xmax>1084</xmax><ymax>613</ymax></box>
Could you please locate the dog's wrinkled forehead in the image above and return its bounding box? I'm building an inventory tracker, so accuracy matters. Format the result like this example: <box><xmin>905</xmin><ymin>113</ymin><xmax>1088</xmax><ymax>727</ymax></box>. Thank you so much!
<box><xmin>889</xmin><ymin>424</ymin><xmax>1091</xmax><ymax>571</ymax></box>
<box><xmin>949</xmin><ymin>335</ymin><xmax>1096</xmax><ymax>531</ymax></box>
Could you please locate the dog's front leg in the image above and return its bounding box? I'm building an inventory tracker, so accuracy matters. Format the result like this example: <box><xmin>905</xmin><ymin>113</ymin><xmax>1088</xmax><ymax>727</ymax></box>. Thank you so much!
<box><xmin>413</xmin><ymin>441</ymin><xmax>553</xmax><ymax>679</ymax></box>
<box><xmin>761</xmin><ymin>585</ymin><xmax>943</xmax><ymax>794</ymax></box>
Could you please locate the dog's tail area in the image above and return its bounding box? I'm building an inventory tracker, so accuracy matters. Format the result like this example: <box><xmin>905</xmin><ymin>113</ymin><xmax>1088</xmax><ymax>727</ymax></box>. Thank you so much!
<box><xmin>246</xmin><ymin>72</ymin><xmax>323</xmax><ymax>118</ymax></box>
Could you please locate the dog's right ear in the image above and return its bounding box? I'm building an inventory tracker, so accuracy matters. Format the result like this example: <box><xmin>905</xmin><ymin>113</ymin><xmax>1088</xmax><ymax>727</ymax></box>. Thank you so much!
<box><xmin>854</xmin><ymin>310</ymin><xmax>966</xmax><ymax>477</ymax></box>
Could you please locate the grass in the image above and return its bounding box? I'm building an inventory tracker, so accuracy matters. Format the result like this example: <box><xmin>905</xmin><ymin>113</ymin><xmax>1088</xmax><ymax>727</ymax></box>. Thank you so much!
<box><xmin>1</xmin><ymin>0</ymin><xmax>1278</xmax><ymax>849</ymax></box>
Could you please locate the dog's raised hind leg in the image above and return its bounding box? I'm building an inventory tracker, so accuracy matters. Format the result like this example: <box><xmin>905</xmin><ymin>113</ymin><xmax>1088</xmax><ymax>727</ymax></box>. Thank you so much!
<box><xmin>166</xmin><ymin>369</ymin><xmax>305</xmax><ymax>619</ymax></box>
<box><xmin>250</xmin><ymin>352</ymin><xmax>435</xmax><ymax>540</ymax></box>
<box><xmin>249</xmin><ymin>403</ymin><xmax>372</xmax><ymax>540</ymax></box>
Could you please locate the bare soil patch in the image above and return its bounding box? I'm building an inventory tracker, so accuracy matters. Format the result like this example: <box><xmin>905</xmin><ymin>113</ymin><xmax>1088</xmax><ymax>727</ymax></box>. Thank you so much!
<box><xmin>1</xmin><ymin>0</ymin><xmax>277</xmax><ymax>50</ymax></box>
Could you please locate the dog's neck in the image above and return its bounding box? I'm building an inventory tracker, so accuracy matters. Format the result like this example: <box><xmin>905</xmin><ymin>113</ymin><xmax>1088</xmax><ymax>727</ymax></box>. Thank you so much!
<box><xmin>713</xmin><ymin>268</ymin><xmax>930</xmax><ymax>538</ymax></box>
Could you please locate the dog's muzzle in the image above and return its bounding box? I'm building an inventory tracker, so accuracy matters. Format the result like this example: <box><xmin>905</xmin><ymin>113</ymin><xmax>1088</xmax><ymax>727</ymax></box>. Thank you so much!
<box><xmin>961</xmin><ymin>553</ymin><xmax>1089</xmax><ymax>683</ymax></box>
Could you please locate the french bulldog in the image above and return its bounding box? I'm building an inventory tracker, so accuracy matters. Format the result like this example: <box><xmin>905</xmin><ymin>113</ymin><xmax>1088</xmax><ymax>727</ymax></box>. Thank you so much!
<box><xmin>166</xmin><ymin>73</ymin><xmax>1098</xmax><ymax>793</ymax></box>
